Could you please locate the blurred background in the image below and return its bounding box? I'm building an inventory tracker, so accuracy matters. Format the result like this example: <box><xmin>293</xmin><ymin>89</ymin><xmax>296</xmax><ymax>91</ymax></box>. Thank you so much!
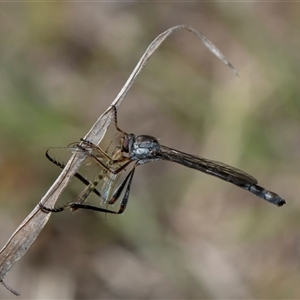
<box><xmin>0</xmin><ymin>2</ymin><xmax>299</xmax><ymax>299</ymax></box>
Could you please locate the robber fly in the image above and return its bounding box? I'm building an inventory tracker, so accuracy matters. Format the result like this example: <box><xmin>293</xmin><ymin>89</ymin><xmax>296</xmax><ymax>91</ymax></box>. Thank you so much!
<box><xmin>40</xmin><ymin>106</ymin><xmax>286</xmax><ymax>215</ymax></box>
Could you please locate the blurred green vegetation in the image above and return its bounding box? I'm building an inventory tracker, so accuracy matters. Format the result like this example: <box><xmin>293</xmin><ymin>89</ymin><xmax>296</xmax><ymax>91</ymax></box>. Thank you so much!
<box><xmin>0</xmin><ymin>2</ymin><xmax>299</xmax><ymax>299</ymax></box>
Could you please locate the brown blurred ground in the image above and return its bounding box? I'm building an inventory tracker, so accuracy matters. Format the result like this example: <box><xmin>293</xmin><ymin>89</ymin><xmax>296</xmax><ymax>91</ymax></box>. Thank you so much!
<box><xmin>0</xmin><ymin>2</ymin><xmax>299</xmax><ymax>299</ymax></box>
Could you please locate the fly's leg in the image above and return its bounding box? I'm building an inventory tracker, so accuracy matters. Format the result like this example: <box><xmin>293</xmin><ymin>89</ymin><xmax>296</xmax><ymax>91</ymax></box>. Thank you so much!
<box><xmin>39</xmin><ymin>171</ymin><xmax>104</xmax><ymax>213</ymax></box>
<box><xmin>41</xmin><ymin>149</ymin><xmax>105</xmax><ymax>213</ymax></box>
<box><xmin>42</xmin><ymin>163</ymin><xmax>137</xmax><ymax>215</ymax></box>
<box><xmin>45</xmin><ymin>149</ymin><xmax>102</xmax><ymax>198</ymax></box>
<box><xmin>110</xmin><ymin>104</ymin><xmax>128</xmax><ymax>136</ymax></box>
<box><xmin>42</xmin><ymin>143</ymin><xmax>132</xmax><ymax>213</ymax></box>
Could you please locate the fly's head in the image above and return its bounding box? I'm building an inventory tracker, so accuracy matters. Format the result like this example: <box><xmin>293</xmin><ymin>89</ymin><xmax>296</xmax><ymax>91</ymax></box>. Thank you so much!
<box><xmin>122</xmin><ymin>134</ymin><xmax>161</xmax><ymax>160</ymax></box>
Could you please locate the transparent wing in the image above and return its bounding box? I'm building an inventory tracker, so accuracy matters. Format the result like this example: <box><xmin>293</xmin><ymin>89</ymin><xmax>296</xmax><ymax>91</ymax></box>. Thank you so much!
<box><xmin>80</xmin><ymin>139</ymin><xmax>125</xmax><ymax>205</ymax></box>
<box><xmin>99</xmin><ymin>171</ymin><xmax>120</xmax><ymax>205</ymax></box>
